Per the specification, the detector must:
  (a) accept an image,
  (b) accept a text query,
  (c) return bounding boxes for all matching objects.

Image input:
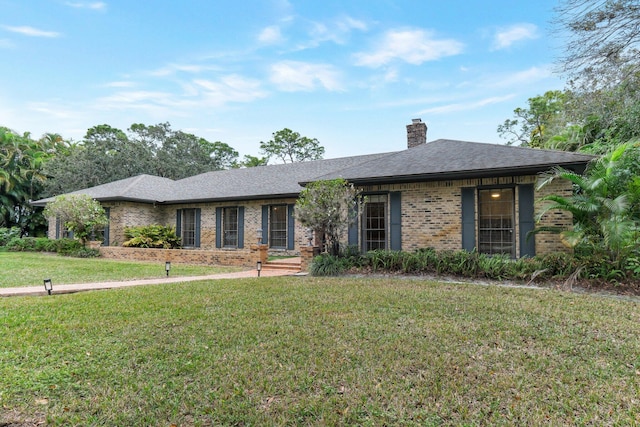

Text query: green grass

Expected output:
[2,276,640,425]
[0,252,241,288]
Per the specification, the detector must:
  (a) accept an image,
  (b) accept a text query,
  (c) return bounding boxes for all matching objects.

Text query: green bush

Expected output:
[6,237,37,252]
[5,237,95,257]
[313,244,634,284]
[123,225,181,249]
[310,254,345,276]
[0,227,21,246]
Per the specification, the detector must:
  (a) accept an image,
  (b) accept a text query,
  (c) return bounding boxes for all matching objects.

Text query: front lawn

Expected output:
[0,252,241,288]
[1,276,639,425]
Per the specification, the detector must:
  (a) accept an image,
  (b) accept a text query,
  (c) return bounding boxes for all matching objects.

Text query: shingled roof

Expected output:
[32,139,595,206]
[310,139,596,184]
[31,174,176,206]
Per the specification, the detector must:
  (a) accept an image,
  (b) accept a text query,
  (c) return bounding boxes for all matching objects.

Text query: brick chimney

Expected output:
[406,118,427,148]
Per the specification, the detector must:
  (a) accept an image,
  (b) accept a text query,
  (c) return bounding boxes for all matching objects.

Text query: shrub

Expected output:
[310,254,345,276]
[56,239,86,256]
[6,237,37,252]
[123,225,181,249]
[0,227,21,246]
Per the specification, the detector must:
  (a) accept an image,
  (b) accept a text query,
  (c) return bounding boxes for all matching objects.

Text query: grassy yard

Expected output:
[0,252,241,288]
[1,276,639,425]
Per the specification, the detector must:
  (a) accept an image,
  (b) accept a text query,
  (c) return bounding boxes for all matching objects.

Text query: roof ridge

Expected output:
[428,138,595,158]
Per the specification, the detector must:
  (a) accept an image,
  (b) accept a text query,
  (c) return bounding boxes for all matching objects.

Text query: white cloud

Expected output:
[149,63,223,77]
[258,25,284,44]
[295,15,367,50]
[354,29,463,67]
[104,81,136,88]
[64,2,107,10]
[2,25,61,38]
[417,94,516,115]
[192,75,268,105]
[488,66,552,88]
[492,23,538,50]
[269,61,343,92]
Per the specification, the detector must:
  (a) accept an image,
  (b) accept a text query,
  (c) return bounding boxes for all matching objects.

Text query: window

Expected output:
[269,205,288,249]
[222,207,238,248]
[363,194,387,251]
[478,188,515,257]
[177,208,200,248]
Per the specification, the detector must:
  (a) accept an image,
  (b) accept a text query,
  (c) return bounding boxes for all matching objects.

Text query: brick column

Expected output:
[300,246,320,272]
[250,244,268,267]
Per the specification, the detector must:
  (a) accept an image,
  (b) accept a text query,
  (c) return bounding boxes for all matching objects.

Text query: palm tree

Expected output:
[536,143,640,261]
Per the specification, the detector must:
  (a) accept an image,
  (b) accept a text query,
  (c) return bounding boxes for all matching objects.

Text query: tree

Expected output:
[44,122,240,195]
[295,178,361,255]
[497,91,567,147]
[260,128,325,163]
[43,194,108,245]
[536,143,640,262]
[0,127,54,235]
[234,154,269,168]
[556,0,640,83]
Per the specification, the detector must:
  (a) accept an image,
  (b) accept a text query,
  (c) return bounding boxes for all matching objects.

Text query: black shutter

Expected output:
[461,188,476,252]
[287,204,295,250]
[390,192,402,251]
[261,205,269,244]
[237,206,245,248]
[519,184,536,257]
[348,200,359,247]
[176,209,182,238]
[215,207,222,248]
[103,208,110,246]
[55,218,60,239]
[194,208,201,248]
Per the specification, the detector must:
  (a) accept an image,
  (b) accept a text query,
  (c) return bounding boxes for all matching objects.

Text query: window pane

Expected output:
[270,205,287,249]
[363,197,386,252]
[478,189,514,256]
[182,209,196,247]
[223,207,238,247]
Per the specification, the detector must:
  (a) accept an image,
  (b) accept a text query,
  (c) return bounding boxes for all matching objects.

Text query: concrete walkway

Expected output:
[0,268,303,297]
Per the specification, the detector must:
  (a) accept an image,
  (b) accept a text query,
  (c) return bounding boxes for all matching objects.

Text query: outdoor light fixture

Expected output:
[256,228,263,244]
[257,261,262,277]
[165,261,171,277]
[491,192,501,199]
[43,279,53,295]
[306,228,314,246]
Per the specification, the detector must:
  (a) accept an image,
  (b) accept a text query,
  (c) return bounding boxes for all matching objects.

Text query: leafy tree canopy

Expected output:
[43,194,108,245]
[43,122,240,195]
[260,128,325,164]
[295,178,360,255]
[0,127,63,235]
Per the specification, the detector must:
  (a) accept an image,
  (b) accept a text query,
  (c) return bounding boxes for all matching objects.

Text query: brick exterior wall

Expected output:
[355,174,573,257]
[95,198,310,255]
[47,174,574,263]
[99,245,267,268]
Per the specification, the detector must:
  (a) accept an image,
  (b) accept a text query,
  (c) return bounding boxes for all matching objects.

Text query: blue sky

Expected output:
[1,0,565,159]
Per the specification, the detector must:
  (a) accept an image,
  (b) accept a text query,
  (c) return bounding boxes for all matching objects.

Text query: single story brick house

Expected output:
[33,119,594,264]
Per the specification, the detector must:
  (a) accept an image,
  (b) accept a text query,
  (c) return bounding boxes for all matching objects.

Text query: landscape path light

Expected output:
[257,261,262,277]
[43,279,53,295]
[165,261,171,277]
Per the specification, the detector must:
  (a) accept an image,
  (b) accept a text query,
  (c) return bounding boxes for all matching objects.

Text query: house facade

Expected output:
[34,119,594,266]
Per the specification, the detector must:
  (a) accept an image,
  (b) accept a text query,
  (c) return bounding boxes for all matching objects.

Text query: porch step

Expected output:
[263,257,302,272]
